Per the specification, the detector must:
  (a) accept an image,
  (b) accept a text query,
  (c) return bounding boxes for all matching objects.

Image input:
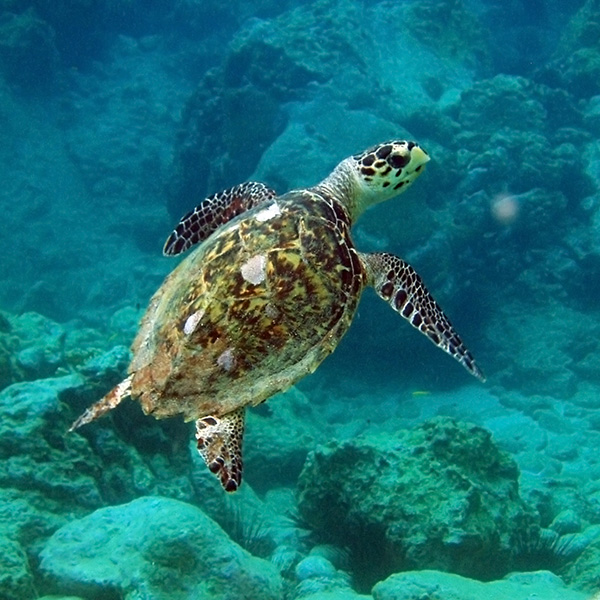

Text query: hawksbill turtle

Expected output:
[71,140,484,492]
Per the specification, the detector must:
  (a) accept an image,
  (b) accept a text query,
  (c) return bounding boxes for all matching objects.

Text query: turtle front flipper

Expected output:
[361,252,485,381]
[163,182,277,256]
[69,376,133,431]
[195,407,245,492]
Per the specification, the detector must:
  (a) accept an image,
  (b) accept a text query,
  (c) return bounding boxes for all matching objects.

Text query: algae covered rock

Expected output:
[0,311,65,391]
[0,376,104,509]
[298,417,539,586]
[167,0,370,218]
[538,0,600,98]
[293,551,360,599]
[38,597,85,600]
[454,75,586,197]
[405,0,489,67]
[39,496,283,600]
[372,569,587,600]
[0,533,37,600]
[0,367,194,524]
[0,310,126,392]
[562,526,600,592]
[0,8,59,91]
[245,386,328,492]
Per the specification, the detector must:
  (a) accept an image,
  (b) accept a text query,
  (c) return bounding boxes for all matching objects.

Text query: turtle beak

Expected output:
[411,145,430,168]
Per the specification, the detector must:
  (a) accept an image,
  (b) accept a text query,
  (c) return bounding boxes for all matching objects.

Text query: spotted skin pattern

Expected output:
[163,182,277,256]
[363,252,485,381]
[355,140,419,191]
[196,408,245,492]
[70,140,484,492]
[69,375,133,432]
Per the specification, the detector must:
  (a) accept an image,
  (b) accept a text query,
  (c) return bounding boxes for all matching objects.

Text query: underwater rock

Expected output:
[296,555,338,581]
[459,74,582,137]
[252,101,405,193]
[0,367,197,524]
[245,387,329,492]
[38,597,85,600]
[0,8,59,92]
[0,310,127,392]
[0,311,66,389]
[294,552,356,598]
[489,301,594,398]
[109,306,145,345]
[77,345,130,389]
[167,0,368,218]
[39,496,283,600]
[0,316,22,391]
[168,0,482,218]
[537,0,600,99]
[298,417,539,587]
[550,510,583,536]
[562,525,600,592]
[404,0,490,68]
[458,75,548,138]
[0,376,104,509]
[372,569,587,600]
[583,96,600,136]
[0,533,37,600]
[186,471,290,561]
[454,75,587,199]
[0,485,72,561]
[298,589,370,600]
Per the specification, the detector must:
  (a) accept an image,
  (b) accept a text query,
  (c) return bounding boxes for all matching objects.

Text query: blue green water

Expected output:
[0,0,599,598]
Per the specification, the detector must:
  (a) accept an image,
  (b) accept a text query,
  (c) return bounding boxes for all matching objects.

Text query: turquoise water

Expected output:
[1,0,599,598]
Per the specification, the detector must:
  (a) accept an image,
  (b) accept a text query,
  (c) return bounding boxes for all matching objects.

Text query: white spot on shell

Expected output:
[183,309,205,335]
[241,254,267,285]
[217,348,236,372]
[255,202,281,222]
[265,303,279,319]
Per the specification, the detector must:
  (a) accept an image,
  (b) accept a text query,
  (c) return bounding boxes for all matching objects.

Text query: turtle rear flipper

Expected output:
[69,376,133,431]
[362,252,485,381]
[195,408,245,493]
[163,182,277,256]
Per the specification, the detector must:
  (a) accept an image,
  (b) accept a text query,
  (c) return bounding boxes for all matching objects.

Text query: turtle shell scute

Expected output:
[128,191,366,422]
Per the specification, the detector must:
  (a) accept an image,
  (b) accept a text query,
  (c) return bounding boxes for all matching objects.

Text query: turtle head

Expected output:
[318,140,430,221]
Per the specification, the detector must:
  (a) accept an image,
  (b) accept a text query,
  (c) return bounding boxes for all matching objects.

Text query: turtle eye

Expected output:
[389,151,411,170]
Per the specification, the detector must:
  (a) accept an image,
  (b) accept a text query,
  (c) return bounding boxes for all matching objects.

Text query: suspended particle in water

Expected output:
[491,193,519,225]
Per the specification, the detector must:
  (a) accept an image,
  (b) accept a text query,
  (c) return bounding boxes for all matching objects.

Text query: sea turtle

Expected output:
[71,140,484,492]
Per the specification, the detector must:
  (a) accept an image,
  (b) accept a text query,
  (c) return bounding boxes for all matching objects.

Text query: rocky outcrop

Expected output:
[298,418,540,588]
[39,496,284,600]
[372,570,587,600]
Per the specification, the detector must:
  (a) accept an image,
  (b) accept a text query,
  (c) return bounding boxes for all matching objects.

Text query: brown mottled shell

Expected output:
[129,190,365,421]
